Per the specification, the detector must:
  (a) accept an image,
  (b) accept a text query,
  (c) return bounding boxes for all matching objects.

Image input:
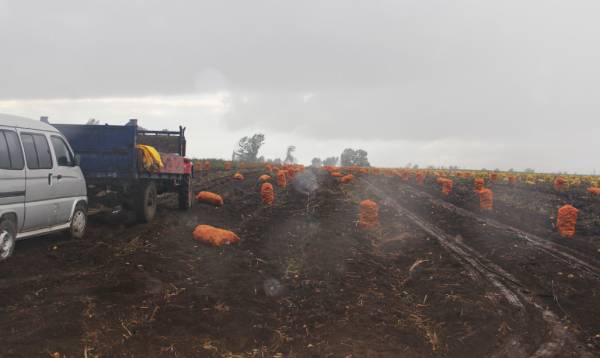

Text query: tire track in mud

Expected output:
[339,179,550,356]
[380,177,600,349]
[396,181,600,281]
[357,179,524,308]
[359,177,592,357]
[275,173,526,356]
[342,181,523,306]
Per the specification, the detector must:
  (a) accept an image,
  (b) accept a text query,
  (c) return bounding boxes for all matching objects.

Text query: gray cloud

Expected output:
[1,0,599,172]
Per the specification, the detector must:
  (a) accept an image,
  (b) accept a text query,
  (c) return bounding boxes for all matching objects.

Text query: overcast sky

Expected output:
[1,0,599,173]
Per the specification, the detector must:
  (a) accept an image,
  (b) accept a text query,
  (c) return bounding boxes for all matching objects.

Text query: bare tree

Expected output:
[284,145,296,164]
[340,148,370,167]
[233,133,265,162]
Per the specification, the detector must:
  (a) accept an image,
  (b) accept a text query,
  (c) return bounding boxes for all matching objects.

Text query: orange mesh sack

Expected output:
[196,191,224,206]
[478,188,493,210]
[401,171,410,181]
[443,180,453,196]
[438,178,453,196]
[261,182,275,205]
[233,172,244,180]
[587,187,600,196]
[474,178,485,192]
[554,177,567,191]
[277,170,287,188]
[340,174,354,184]
[287,169,296,181]
[359,200,379,229]
[416,172,425,185]
[557,205,578,238]
[258,174,271,182]
[193,225,240,246]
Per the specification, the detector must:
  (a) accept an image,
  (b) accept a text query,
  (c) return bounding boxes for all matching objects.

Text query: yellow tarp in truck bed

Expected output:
[136,144,164,172]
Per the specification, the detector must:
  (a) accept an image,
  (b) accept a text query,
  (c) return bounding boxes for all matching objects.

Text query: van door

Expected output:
[19,131,58,230]
[49,135,85,224]
[0,129,26,231]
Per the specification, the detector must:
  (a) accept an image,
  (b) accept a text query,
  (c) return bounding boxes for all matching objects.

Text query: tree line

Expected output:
[233,133,370,167]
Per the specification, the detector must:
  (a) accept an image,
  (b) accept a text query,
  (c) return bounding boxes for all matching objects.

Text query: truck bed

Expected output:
[53,124,189,180]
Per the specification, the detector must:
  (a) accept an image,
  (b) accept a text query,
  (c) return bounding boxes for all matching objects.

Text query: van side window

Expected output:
[0,132,9,169]
[33,135,53,169]
[50,136,74,166]
[4,131,25,170]
[21,133,53,170]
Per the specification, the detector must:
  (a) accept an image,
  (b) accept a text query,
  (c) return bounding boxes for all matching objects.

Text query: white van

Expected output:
[0,114,87,261]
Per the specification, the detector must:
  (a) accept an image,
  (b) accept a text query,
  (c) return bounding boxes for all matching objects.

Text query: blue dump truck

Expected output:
[52,119,194,222]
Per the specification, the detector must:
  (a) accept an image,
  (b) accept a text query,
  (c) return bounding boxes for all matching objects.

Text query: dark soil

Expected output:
[368,175,600,352]
[409,176,600,257]
[0,170,594,357]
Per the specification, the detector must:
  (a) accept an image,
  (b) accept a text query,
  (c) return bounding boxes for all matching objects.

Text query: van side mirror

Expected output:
[74,154,81,167]
[58,157,69,166]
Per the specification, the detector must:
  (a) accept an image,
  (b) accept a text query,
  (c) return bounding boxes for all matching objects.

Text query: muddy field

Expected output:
[1,170,599,357]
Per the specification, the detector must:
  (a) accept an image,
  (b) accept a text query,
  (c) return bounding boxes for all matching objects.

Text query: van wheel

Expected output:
[178,174,193,210]
[69,202,87,239]
[136,181,157,223]
[0,218,16,261]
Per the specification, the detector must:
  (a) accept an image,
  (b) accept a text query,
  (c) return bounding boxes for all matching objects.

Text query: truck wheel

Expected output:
[136,181,157,223]
[69,202,87,239]
[179,174,193,210]
[0,218,17,261]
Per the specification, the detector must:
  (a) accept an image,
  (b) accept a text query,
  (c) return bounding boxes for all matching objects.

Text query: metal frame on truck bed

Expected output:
[53,121,194,222]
